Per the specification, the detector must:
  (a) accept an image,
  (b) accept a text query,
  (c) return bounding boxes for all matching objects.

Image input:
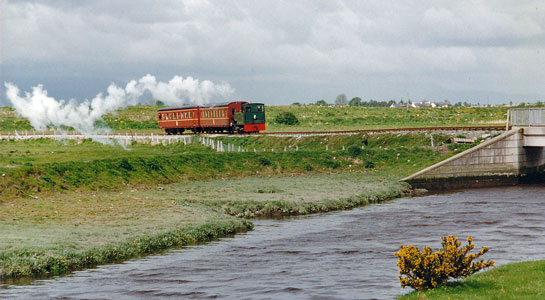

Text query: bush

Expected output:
[274,112,299,125]
[364,161,375,168]
[395,235,494,290]
[347,145,362,157]
[258,157,271,166]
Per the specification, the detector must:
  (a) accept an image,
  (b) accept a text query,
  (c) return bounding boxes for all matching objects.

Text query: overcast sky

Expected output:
[1,0,544,105]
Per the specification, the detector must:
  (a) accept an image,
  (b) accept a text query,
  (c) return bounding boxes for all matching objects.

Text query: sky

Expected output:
[1,0,544,106]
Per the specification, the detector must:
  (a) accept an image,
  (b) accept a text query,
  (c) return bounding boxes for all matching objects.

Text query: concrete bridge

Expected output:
[403,108,545,189]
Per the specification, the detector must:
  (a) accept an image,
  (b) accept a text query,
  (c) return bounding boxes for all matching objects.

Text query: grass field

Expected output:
[398,260,545,300]
[1,105,510,134]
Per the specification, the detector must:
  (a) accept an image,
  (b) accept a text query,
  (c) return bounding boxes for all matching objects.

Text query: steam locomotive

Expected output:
[158,101,265,134]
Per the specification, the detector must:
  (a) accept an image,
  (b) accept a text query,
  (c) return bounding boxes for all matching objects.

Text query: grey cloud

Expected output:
[1,0,544,105]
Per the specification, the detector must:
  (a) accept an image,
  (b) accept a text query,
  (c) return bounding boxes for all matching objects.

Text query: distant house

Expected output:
[433,101,451,108]
[411,100,433,108]
[390,100,451,108]
[390,103,409,108]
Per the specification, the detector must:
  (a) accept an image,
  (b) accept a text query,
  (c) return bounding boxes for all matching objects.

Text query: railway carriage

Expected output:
[157,101,265,134]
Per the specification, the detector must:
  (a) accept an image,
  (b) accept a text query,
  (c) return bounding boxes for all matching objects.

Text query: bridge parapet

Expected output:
[509,108,545,127]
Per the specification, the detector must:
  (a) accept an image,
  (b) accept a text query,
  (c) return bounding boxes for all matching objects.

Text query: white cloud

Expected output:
[2,0,545,104]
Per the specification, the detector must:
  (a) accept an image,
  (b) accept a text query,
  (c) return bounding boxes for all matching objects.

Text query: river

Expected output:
[2,185,545,299]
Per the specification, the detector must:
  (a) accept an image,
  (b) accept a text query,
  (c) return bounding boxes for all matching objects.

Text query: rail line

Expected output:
[243,125,509,136]
[0,125,509,139]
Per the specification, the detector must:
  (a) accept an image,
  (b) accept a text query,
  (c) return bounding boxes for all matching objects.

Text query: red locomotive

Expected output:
[158,101,266,134]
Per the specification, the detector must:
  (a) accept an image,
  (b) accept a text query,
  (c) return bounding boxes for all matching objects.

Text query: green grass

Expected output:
[265,105,509,132]
[1,105,510,134]
[398,260,545,300]
[0,133,446,198]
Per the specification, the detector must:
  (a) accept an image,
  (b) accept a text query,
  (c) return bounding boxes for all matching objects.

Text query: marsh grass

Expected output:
[1,172,407,280]
[0,219,252,280]
[155,172,409,217]
[398,260,545,300]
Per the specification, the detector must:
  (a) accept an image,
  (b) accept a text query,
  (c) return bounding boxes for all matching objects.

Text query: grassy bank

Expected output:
[398,260,545,299]
[1,219,252,281]
[1,172,408,281]
[0,133,446,198]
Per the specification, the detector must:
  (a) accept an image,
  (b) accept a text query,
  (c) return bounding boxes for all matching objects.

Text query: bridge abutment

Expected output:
[402,127,545,190]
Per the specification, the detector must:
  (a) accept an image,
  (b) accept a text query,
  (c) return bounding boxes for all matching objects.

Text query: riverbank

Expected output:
[0,172,409,281]
[399,260,545,299]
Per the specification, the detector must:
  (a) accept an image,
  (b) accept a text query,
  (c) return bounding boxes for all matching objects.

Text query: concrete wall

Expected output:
[403,128,545,189]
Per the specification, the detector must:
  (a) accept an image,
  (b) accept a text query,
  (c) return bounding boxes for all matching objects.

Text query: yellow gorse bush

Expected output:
[394,235,495,290]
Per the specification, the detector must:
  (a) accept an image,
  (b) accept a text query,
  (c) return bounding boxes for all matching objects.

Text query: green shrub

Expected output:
[258,157,271,166]
[274,112,299,125]
[395,235,495,290]
[347,145,362,157]
[118,158,135,171]
[365,161,375,168]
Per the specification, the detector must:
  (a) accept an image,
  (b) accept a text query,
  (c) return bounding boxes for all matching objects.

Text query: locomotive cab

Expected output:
[241,103,266,132]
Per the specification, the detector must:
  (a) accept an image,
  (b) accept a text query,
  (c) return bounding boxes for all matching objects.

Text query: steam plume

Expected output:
[4,74,234,134]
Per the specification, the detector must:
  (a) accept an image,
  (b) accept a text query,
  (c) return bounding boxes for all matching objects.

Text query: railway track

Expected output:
[245,125,509,136]
[1,125,509,139]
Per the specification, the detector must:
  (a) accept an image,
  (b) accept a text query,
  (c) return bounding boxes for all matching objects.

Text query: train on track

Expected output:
[158,101,265,134]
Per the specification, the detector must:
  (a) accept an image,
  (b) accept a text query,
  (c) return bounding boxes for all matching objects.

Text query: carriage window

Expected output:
[257,106,263,112]
[246,107,251,112]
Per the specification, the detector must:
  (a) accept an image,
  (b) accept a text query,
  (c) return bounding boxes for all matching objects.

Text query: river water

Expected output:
[2,185,545,299]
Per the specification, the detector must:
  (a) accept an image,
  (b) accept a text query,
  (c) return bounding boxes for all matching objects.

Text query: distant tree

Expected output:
[291,102,302,106]
[275,112,299,125]
[316,99,328,106]
[156,100,165,106]
[349,97,362,106]
[335,94,348,106]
